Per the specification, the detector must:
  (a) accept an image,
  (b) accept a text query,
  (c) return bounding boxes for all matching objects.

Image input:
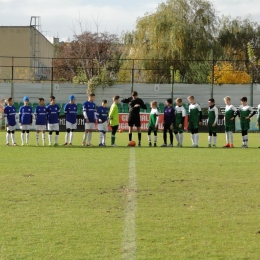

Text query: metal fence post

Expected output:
[250,69,254,106]
[51,58,54,96]
[171,67,174,101]
[211,50,214,98]
[11,57,14,99]
[131,59,134,94]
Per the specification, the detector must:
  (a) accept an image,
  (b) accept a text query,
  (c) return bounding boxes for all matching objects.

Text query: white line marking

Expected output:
[122,148,137,260]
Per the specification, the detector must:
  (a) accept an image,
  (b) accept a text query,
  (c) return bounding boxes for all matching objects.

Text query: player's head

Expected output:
[38,97,44,106]
[23,96,29,106]
[166,98,172,107]
[208,98,215,106]
[175,98,182,106]
[132,91,138,99]
[240,97,247,105]
[113,95,120,104]
[187,96,194,104]
[150,101,157,109]
[7,97,13,105]
[223,96,231,105]
[69,95,76,104]
[102,99,107,107]
[88,93,95,102]
[50,95,56,105]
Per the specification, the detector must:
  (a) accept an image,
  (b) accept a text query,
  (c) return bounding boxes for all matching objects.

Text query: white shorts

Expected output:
[85,123,96,130]
[7,125,16,131]
[48,123,59,131]
[36,125,46,131]
[98,122,108,132]
[66,121,77,130]
[20,124,31,131]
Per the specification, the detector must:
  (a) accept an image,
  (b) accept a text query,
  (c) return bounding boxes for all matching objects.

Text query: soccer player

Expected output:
[174,98,186,147]
[257,101,260,148]
[147,101,159,147]
[109,96,120,147]
[4,97,17,146]
[46,96,60,146]
[97,100,109,146]
[207,98,218,147]
[19,96,33,146]
[82,93,97,146]
[161,98,175,147]
[121,91,147,146]
[187,96,202,147]
[223,96,238,148]
[34,97,47,146]
[63,95,77,146]
[238,97,256,148]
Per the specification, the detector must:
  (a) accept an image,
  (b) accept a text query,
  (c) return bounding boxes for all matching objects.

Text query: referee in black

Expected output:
[121,91,147,146]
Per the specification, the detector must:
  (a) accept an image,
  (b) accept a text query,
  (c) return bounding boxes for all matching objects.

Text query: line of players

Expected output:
[3,92,260,148]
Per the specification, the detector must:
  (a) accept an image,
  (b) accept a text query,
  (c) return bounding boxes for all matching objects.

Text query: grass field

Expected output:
[0,130,260,260]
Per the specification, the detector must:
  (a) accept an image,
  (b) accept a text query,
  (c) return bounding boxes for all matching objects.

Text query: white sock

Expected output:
[55,135,59,144]
[191,134,194,145]
[208,136,212,144]
[88,132,92,143]
[195,133,199,145]
[48,134,52,144]
[6,133,10,144]
[229,132,233,144]
[242,136,245,145]
[26,133,29,144]
[179,133,183,144]
[83,132,88,142]
[99,132,103,144]
[70,132,74,143]
[175,133,180,143]
[245,135,248,146]
[154,135,157,143]
[36,132,39,144]
[65,132,69,143]
[11,133,15,144]
[213,136,217,145]
[225,132,229,143]
[42,133,45,144]
[148,135,151,142]
[21,133,24,144]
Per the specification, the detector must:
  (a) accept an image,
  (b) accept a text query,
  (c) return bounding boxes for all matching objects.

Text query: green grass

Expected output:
[0,131,260,259]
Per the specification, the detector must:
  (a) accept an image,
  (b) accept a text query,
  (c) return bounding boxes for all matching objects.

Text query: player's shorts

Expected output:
[6,125,16,131]
[98,122,108,132]
[35,125,46,131]
[225,123,235,132]
[66,121,77,130]
[148,126,158,132]
[174,123,184,134]
[258,119,260,131]
[241,122,250,131]
[85,123,96,130]
[128,114,141,127]
[189,122,199,130]
[20,124,31,131]
[48,123,59,131]
[208,124,217,133]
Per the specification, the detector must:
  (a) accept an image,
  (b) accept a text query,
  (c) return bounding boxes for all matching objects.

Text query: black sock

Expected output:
[129,133,132,141]
[138,133,141,143]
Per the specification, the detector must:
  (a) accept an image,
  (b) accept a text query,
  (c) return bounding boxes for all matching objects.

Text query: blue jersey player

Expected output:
[97,100,109,146]
[46,96,60,146]
[34,97,47,146]
[82,93,97,146]
[19,96,33,146]
[4,97,18,146]
[63,95,77,146]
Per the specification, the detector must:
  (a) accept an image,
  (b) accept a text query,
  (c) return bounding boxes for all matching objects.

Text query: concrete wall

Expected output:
[1,83,260,107]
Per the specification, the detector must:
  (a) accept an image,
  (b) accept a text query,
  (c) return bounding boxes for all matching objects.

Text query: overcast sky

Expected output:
[1,0,260,42]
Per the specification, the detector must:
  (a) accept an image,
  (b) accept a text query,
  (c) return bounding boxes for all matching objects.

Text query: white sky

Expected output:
[0,0,260,42]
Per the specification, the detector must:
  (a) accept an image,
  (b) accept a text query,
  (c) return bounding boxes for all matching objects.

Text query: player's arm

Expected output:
[170,107,175,129]
[4,108,9,126]
[247,107,256,119]
[109,104,116,120]
[64,104,68,115]
[213,106,218,125]
[96,107,102,122]
[57,105,61,117]
[139,99,147,109]
[180,107,186,126]
[83,104,89,122]
[121,97,131,104]
[197,104,202,123]
[233,106,239,118]
[19,107,22,125]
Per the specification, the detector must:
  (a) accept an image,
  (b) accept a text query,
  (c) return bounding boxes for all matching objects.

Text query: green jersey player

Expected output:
[257,102,260,148]
[187,96,202,147]
[147,101,159,147]
[207,98,218,147]
[174,98,186,147]
[223,96,238,148]
[238,97,256,148]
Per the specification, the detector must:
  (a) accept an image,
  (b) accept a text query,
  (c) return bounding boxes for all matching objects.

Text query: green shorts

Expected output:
[240,122,250,131]
[189,122,198,130]
[225,123,235,132]
[148,126,158,132]
[174,124,184,134]
[208,124,217,133]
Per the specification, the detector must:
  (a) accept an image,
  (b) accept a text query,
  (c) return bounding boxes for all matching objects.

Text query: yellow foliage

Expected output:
[208,62,251,84]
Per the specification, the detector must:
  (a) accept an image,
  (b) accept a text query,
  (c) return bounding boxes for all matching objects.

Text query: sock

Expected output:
[191,134,194,145]
[83,132,88,142]
[48,134,52,144]
[65,132,69,143]
[242,136,245,145]
[88,132,92,143]
[6,133,10,144]
[208,136,212,144]
[175,133,180,144]
[195,133,199,145]
[70,132,74,143]
[225,132,229,143]
[154,135,157,143]
[229,132,233,144]
[99,132,103,144]
[21,133,24,144]
[103,133,106,144]
[26,133,29,144]
[148,135,151,142]
[42,133,45,144]
[111,135,115,145]
[138,133,141,143]
[179,133,183,144]
[11,133,15,144]
[213,136,217,145]
[245,135,248,146]
[129,133,132,141]
[36,133,39,144]
[55,135,59,144]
